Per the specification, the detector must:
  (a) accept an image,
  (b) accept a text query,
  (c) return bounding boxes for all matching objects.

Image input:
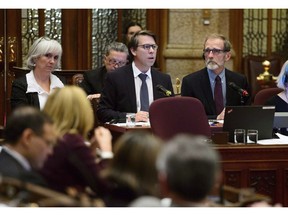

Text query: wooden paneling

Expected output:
[217,144,288,206]
[61,9,90,70]
[0,9,22,126]
[229,9,244,73]
[146,9,168,72]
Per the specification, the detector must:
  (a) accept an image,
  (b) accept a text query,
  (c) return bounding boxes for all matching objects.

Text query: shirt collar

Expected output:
[207,68,225,82]
[26,70,64,93]
[132,62,152,78]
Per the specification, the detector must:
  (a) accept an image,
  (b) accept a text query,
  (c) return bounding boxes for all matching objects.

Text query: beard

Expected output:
[206,60,220,70]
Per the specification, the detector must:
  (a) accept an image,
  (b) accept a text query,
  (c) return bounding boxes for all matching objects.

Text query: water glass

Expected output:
[126,113,136,127]
[234,129,245,144]
[246,129,258,144]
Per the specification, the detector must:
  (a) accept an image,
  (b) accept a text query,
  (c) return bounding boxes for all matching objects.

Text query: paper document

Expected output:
[112,122,151,127]
[208,120,224,126]
[257,133,288,145]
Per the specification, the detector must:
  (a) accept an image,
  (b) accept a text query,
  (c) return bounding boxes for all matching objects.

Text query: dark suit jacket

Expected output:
[79,66,107,95]
[97,64,174,123]
[0,148,47,186]
[10,73,66,110]
[181,68,251,119]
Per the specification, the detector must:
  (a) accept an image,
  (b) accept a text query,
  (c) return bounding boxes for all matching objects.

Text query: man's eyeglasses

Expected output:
[203,48,227,55]
[138,44,158,51]
[107,58,127,67]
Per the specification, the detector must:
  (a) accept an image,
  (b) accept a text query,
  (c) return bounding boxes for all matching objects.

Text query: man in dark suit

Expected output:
[0,106,57,186]
[181,33,251,119]
[97,30,174,123]
[79,42,129,100]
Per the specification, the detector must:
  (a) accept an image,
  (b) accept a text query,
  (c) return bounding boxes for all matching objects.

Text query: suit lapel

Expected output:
[151,69,159,99]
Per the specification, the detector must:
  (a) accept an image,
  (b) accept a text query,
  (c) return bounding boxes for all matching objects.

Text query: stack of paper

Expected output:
[258,133,288,145]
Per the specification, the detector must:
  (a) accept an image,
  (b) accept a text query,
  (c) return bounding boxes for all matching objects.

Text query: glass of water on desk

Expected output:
[246,129,258,144]
[126,113,136,127]
[234,129,245,144]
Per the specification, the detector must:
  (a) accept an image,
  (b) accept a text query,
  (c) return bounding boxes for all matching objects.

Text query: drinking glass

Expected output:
[234,129,245,144]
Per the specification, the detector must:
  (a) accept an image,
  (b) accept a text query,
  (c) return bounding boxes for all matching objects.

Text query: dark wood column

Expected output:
[61,9,91,70]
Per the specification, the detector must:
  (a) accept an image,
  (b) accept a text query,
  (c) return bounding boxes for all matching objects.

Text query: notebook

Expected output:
[223,106,276,142]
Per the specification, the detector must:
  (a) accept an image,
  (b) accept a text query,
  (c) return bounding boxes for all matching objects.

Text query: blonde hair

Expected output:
[43,86,94,139]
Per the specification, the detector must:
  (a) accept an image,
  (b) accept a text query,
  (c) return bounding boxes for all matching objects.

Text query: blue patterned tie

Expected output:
[214,76,224,115]
[139,73,149,111]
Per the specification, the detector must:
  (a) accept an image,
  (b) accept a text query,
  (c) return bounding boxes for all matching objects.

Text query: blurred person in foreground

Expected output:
[39,86,112,196]
[131,134,281,207]
[156,134,222,207]
[11,36,65,110]
[100,130,162,206]
[0,106,57,186]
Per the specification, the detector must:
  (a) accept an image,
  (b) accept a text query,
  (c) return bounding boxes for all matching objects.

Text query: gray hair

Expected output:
[204,33,232,52]
[26,36,62,70]
[156,134,220,202]
[105,42,129,56]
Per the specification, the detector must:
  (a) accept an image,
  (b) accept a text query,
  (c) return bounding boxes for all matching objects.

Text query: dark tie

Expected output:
[214,76,224,115]
[139,73,149,111]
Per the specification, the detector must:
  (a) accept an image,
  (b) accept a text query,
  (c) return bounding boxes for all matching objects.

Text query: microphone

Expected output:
[228,82,249,97]
[156,84,172,97]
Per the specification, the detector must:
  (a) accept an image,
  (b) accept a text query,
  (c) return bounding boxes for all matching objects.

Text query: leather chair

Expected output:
[149,96,211,141]
[71,73,84,86]
[253,87,282,105]
[243,55,282,97]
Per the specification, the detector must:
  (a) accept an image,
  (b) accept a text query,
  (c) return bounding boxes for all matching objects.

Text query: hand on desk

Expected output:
[217,108,225,120]
[87,93,101,100]
[135,111,149,122]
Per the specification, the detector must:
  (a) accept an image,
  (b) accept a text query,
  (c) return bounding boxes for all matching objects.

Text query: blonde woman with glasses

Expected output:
[11,36,66,110]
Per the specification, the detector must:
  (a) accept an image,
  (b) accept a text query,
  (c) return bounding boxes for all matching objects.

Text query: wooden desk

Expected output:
[105,124,288,206]
[104,123,151,143]
[216,144,288,206]
[105,123,223,142]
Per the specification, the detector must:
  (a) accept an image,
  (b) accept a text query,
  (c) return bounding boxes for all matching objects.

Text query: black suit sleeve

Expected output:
[96,73,127,123]
[10,78,28,110]
[79,71,94,95]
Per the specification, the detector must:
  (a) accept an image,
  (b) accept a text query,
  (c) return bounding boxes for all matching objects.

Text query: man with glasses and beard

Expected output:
[181,33,251,120]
